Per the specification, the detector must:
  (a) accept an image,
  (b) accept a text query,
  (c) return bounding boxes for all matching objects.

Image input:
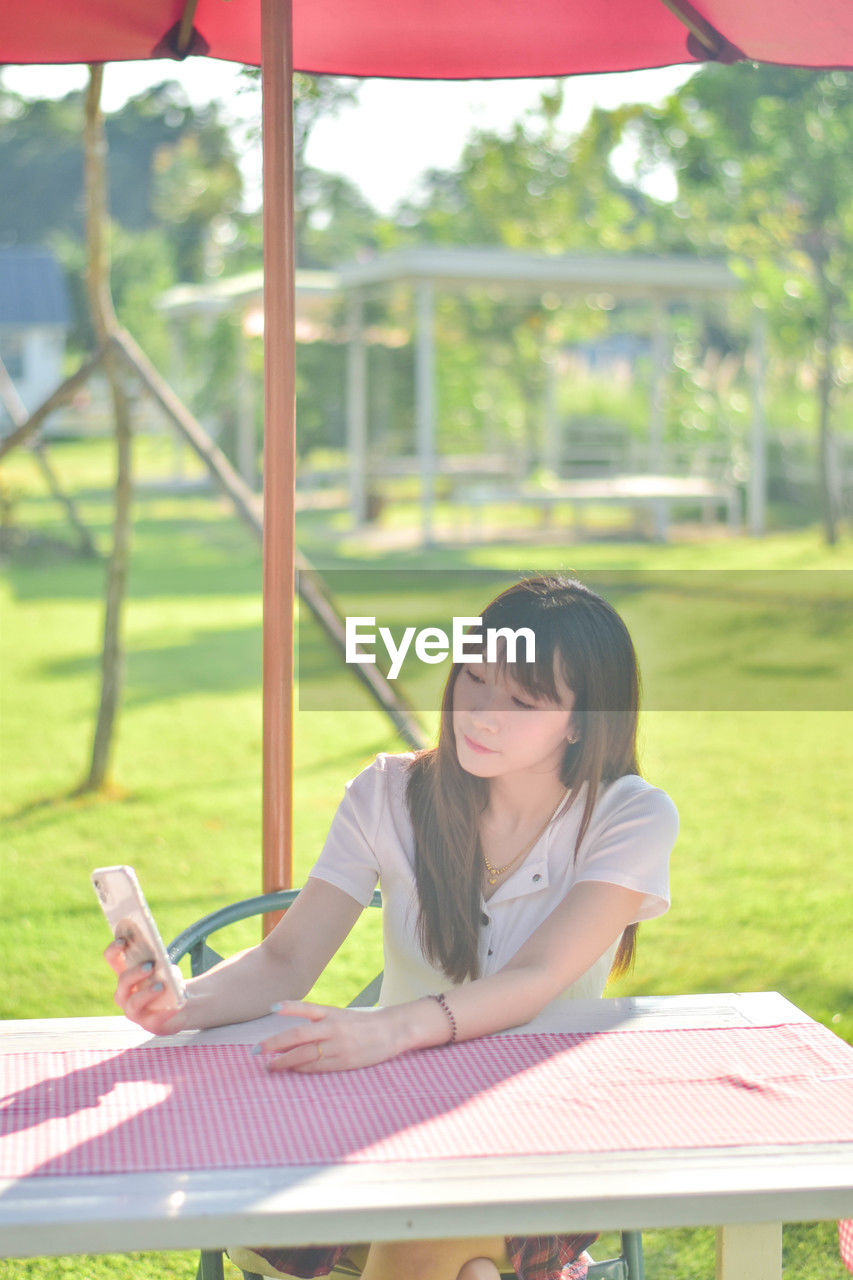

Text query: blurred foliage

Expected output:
[0,80,241,256]
[0,67,849,504]
[236,70,381,266]
[0,77,242,375]
[630,65,852,536]
[396,93,653,254]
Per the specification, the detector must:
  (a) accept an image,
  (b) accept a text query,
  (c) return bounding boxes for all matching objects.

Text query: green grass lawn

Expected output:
[1,434,851,1279]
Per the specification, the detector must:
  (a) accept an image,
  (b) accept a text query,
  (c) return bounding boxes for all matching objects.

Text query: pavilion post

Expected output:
[648,297,668,473]
[541,348,559,475]
[236,320,257,490]
[347,290,368,527]
[415,279,436,547]
[261,0,296,915]
[648,297,669,541]
[748,307,767,537]
[168,320,188,480]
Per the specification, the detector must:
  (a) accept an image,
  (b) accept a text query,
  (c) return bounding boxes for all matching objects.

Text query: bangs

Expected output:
[463,599,576,706]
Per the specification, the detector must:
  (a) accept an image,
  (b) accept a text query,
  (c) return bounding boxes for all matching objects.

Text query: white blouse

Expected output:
[309,752,679,1029]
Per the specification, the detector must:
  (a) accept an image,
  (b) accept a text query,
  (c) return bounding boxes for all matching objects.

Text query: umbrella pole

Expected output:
[261,0,295,919]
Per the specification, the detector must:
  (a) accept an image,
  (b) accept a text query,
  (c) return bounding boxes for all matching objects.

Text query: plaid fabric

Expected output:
[507,1233,598,1280]
[5,1024,853,1179]
[252,1232,597,1279]
[248,1246,348,1278]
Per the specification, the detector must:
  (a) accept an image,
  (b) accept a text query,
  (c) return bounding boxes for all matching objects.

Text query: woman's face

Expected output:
[451,657,576,781]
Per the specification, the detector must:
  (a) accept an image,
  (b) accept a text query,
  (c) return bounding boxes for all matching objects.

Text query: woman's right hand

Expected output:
[105,940,190,1036]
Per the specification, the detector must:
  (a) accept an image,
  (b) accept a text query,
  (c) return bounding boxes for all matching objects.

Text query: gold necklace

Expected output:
[481,790,569,886]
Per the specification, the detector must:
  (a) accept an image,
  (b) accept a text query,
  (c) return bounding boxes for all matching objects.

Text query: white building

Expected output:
[0,248,71,430]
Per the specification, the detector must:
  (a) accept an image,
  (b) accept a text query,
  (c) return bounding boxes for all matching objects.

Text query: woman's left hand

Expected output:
[254,1000,406,1073]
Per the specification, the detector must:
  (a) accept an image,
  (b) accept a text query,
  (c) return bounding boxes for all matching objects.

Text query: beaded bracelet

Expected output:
[429,991,458,1044]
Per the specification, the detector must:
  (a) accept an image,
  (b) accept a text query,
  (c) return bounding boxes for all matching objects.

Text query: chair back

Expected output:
[169,888,642,1280]
[168,888,384,1005]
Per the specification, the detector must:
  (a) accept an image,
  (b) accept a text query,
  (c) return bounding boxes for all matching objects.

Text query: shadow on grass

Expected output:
[2,781,139,824]
[296,569,852,712]
[2,768,256,827]
[38,625,262,705]
[12,535,853,713]
[5,511,262,603]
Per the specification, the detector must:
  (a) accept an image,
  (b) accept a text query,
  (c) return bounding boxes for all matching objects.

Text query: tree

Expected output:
[237,70,365,266]
[0,77,244,363]
[77,65,134,795]
[633,65,852,542]
[0,78,241,254]
[397,84,651,254]
[147,100,242,279]
[0,86,87,243]
[387,86,662,464]
[297,168,382,266]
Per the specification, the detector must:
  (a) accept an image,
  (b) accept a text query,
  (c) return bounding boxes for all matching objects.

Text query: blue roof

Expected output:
[0,249,71,327]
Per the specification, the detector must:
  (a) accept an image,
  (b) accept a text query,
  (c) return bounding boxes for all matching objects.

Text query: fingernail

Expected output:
[141,961,154,973]
[270,1002,283,1013]
[151,982,164,992]
[251,1044,264,1056]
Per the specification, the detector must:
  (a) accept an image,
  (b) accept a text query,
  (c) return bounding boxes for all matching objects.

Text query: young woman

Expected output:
[107,573,679,1280]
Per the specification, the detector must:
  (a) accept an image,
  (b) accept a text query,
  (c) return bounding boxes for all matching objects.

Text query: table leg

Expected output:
[715,1222,782,1280]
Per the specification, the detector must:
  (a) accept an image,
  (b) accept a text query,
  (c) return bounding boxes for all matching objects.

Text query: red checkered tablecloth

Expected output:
[840,1219,853,1274]
[2,1022,852,1180]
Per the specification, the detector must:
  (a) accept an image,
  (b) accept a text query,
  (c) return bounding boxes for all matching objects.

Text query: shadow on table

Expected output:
[0,1024,594,1186]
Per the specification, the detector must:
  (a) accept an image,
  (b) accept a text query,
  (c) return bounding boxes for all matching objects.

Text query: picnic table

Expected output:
[463,473,740,542]
[1,993,851,1278]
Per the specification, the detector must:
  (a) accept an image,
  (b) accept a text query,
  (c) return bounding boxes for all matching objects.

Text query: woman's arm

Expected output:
[407,879,644,1042]
[258,879,644,1072]
[106,878,364,1035]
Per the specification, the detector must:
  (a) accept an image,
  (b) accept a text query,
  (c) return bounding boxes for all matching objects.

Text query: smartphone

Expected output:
[91,864,187,1011]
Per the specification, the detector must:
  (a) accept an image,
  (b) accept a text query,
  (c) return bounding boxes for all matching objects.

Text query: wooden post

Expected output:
[261,0,296,911]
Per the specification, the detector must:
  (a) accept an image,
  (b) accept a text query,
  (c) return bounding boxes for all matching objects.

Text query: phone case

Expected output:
[92,864,187,1009]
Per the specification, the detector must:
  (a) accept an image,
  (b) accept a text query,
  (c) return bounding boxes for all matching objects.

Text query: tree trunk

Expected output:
[77,65,134,794]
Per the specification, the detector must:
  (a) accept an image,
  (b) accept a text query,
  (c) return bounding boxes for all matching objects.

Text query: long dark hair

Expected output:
[406,574,642,985]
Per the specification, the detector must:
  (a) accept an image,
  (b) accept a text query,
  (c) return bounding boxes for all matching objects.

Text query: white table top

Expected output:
[1,992,851,1259]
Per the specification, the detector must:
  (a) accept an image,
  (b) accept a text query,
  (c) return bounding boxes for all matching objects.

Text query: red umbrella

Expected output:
[3,0,852,898]
[4,0,853,70]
